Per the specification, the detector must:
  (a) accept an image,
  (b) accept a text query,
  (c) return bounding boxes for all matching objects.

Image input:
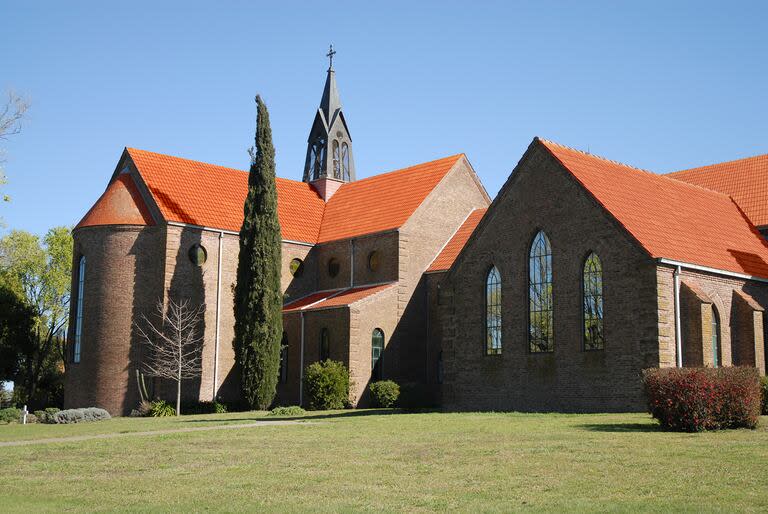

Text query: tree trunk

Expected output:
[176,379,181,416]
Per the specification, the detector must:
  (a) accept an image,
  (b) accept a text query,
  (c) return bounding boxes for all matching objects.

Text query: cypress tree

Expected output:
[233,95,283,409]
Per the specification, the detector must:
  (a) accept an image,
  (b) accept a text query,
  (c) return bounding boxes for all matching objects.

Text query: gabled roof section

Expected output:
[538,138,768,279]
[318,154,463,243]
[76,173,154,229]
[667,154,768,227]
[427,208,487,272]
[126,148,325,243]
[283,283,395,312]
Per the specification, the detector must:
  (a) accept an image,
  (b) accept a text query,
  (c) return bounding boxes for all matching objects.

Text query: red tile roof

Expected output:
[127,148,325,243]
[667,154,768,227]
[539,139,768,279]
[76,173,154,229]
[318,155,462,242]
[124,149,460,244]
[283,283,395,312]
[427,208,487,272]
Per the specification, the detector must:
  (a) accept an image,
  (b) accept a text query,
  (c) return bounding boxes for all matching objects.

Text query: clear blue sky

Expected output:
[2,1,766,236]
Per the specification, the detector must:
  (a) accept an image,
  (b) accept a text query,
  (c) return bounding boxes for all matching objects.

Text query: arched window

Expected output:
[320,328,330,361]
[332,140,341,179]
[341,143,350,180]
[529,231,553,352]
[583,252,604,350]
[74,256,86,363]
[712,307,721,367]
[485,266,502,355]
[371,328,384,380]
[280,333,288,384]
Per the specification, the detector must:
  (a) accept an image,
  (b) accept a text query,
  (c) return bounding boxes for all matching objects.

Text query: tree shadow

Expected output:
[181,408,432,423]
[578,422,661,433]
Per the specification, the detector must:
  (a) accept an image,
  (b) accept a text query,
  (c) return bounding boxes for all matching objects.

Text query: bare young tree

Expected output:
[134,299,205,415]
[0,91,30,203]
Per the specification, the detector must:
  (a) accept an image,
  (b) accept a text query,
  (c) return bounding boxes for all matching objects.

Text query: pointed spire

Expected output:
[303,46,356,185]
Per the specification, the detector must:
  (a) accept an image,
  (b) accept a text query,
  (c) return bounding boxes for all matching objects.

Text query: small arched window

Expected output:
[332,140,341,179]
[583,252,604,350]
[712,306,721,367]
[485,266,502,355]
[320,328,330,361]
[371,328,384,380]
[280,333,288,383]
[341,143,350,180]
[289,258,304,277]
[529,231,553,352]
[74,256,86,363]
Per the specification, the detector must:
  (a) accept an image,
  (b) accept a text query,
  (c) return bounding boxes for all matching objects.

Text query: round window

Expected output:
[368,251,380,272]
[188,244,207,266]
[289,258,304,277]
[328,258,340,278]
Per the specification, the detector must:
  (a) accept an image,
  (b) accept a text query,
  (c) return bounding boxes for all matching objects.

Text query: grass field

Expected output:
[1,410,768,512]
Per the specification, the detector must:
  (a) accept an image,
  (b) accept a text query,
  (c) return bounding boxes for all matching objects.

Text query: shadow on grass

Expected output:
[181,408,433,424]
[578,422,661,433]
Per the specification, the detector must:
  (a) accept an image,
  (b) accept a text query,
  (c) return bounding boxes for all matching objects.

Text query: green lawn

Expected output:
[1,411,767,512]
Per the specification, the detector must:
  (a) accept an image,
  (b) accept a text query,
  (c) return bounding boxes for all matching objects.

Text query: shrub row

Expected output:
[269,405,306,416]
[51,408,111,424]
[0,407,21,424]
[642,367,761,432]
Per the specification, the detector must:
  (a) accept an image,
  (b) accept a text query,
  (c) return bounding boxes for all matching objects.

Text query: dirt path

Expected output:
[0,420,309,448]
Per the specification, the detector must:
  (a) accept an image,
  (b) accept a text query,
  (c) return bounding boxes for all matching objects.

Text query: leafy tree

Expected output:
[233,95,283,410]
[0,227,71,407]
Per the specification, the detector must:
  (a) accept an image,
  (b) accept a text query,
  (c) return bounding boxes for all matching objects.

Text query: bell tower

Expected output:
[302,45,356,193]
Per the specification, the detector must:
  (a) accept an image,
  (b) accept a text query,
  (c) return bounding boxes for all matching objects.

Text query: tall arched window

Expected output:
[341,143,350,180]
[583,252,604,350]
[529,231,553,352]
[712,307,721,367]
[332,140,341,178]
[74,256,86,363]
[485,266,502,355]
[320,328,330,361]
[371,328,384,380]
[280,333,288,383]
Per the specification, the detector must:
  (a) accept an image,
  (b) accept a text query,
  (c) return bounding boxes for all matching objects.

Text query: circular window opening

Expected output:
[328,258,340,278]
[188,244,207,266]
[289,258,304,277]
[368,251,380,272]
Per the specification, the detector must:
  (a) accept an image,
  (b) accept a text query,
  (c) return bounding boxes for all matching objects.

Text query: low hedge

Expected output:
[370,380,400,408]
[52,408,111,424]
[642,367,761,432]
[0,407,21,424]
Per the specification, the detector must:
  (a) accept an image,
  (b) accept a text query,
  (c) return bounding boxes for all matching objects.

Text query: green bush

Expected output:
[642,367,761,432]
[52,408,111,424]
[33,407,61,424]
[304,360,350,410]
[370,380,400,408]
[761,376,768,415]
[269,405,306,416]
[0,407,21,424]
[149,400,176,417]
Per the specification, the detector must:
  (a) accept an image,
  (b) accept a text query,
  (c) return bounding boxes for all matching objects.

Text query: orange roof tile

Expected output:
[539,139,768,279]
[127,148,325,243]
[317,155,462,243]
[667,154,768,227]
[427,208,487,272]
[122,148,460,245]
[76,173,154,229]
[283,283,395,312]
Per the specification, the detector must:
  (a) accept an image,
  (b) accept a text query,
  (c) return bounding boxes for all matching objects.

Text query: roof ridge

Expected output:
[127,147,309,186]
[668,152,768,176]
[339,153,464,188]
[538,137,734,201]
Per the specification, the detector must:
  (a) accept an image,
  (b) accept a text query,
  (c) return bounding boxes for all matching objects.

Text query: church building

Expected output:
[64,61,490,414]
[65,58,768,415]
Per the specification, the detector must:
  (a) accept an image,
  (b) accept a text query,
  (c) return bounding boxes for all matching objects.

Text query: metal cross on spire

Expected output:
[326,44,336,71]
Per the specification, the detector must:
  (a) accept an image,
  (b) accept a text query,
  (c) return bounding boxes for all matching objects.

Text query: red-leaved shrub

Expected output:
[641,367,761,432]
